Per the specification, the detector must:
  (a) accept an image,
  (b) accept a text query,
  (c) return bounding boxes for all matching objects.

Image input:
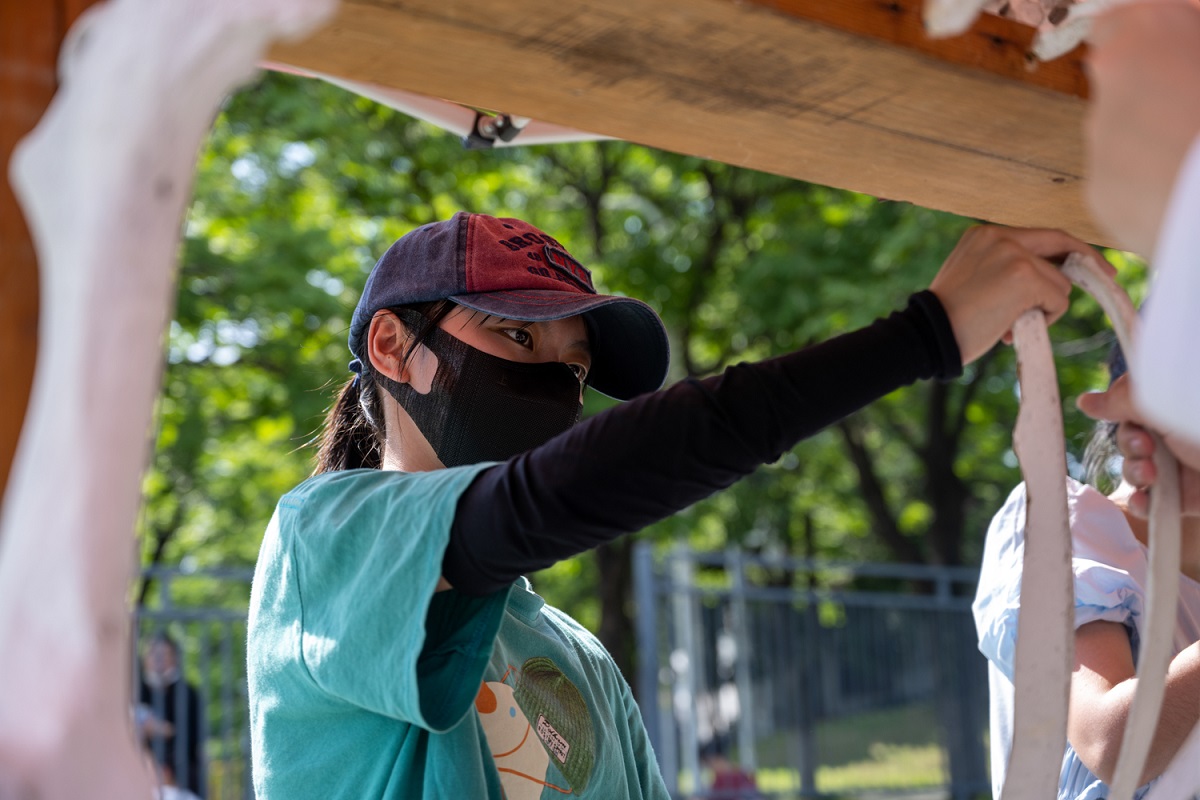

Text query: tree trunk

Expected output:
[595,537,636,683]
[837,419,925,564]
[922,382,988,795]
[924,380,967,567]
[840,384,989,796]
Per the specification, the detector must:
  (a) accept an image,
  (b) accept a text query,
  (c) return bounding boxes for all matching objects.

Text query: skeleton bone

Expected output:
[1006,253,1186,800]
[1144,720,1200,800]
[1004,307,1075,800]
[923,0,1142,61]
[1030,0,1131,60]
[0,0,336,796]
[1059,254,1185,800]
[923,0,993,37]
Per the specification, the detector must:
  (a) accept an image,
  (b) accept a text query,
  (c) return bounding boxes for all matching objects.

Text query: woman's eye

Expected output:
[504,328,533,347]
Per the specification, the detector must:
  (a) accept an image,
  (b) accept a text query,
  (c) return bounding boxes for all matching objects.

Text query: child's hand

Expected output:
[928,226,1111,365]
[1078,374,1200,517]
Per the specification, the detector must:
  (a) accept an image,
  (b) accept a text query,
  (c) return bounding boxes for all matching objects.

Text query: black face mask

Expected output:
[377,316,583,467]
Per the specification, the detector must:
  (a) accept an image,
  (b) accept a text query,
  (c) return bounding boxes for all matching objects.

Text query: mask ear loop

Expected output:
[580,312,598,391]
[389,307,438,378]
[371,309,448,467]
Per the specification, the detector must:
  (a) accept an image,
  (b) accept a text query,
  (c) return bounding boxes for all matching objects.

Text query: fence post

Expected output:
[671,544,702,796]
[632,543,662,760]
[727,547,757,774]
[796,520,820,797]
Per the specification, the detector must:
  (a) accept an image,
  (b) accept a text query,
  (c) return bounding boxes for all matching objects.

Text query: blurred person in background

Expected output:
[139,633,204,798]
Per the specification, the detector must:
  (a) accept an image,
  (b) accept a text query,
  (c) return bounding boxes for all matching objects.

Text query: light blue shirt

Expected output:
[973,478,1200,800]
[247,468,669,799]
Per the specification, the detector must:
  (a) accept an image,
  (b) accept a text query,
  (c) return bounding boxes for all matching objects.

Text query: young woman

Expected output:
[248,212,1093,799]
[974,346,1200,800]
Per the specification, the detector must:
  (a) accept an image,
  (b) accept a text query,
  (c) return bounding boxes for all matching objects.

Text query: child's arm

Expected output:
[1068,620,1200,785]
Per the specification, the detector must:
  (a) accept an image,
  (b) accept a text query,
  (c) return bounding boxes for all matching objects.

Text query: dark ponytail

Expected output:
[313,299,458,475]
[314,373,384,474]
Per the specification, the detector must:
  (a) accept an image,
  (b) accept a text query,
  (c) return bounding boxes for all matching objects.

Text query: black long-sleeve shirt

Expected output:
[444,291,961,595]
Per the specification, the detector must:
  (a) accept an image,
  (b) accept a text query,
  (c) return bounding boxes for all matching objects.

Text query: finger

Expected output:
[1034,253,1076,297]
[1089,251,1118,278]
[1000,228,1114,266]
[1018,254,1073,327]
[1037,289,1073,330]
[1075,376,1142,423]
[1116,422,1155,458]
[1075,391,1107,420]
[1127,487,1151,519]
[1124,454,1158,486]
[1036,267,1074,326]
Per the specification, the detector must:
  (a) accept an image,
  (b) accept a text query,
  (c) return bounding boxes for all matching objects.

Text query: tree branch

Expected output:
[872,403,922,454]
[949,346,1001,446]
[137,482,189,606]
[680,167,760,377]
[837,419,925,564]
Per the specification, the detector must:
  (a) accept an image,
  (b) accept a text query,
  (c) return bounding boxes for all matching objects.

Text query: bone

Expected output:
[1060,253,1184,800]
[923,0,1144,62]
[924,0,993,37]
[1030,0,1110,60]
[1003,255,1190,800]
[1003,253,1184,800]
[1004,308,1076,800]
[0,0,336,796]
[1059,253,1138,347]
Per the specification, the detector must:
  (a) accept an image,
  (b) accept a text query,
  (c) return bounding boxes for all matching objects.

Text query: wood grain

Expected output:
[269,0,1103,243]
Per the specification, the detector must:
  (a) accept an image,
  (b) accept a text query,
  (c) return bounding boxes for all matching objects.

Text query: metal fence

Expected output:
[134,567,254,800]
[135,551,990,800]
[633,545,991,800]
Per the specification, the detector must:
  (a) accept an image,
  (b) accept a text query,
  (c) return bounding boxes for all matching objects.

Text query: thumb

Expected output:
[1075,390,1115,421]
[1076,375,1141,424]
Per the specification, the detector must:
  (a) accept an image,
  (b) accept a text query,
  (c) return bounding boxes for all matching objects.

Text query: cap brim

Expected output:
[451,289,671,401]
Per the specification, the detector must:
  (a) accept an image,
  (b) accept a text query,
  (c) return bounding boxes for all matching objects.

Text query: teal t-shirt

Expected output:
[248,468,669,799]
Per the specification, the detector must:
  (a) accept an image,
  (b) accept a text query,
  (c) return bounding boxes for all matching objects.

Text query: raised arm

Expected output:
[446,226,1101,595]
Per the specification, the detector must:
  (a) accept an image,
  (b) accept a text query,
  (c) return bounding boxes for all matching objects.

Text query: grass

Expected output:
[691,704,957,799]
[205,754,249,800]
[814,742,945,793]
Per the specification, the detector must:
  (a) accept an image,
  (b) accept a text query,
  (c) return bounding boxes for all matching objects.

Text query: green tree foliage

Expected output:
[145,72,1147,677]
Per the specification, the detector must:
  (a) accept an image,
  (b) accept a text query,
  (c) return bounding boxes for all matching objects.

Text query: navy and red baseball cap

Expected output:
[349,212,670,400]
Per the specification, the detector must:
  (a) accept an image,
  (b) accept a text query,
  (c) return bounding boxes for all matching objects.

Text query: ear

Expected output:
[366,310,411,383]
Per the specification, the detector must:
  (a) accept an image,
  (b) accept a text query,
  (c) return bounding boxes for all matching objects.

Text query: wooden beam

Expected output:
[269,0,1104,244]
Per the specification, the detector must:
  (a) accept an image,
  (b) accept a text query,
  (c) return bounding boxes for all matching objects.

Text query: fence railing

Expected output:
[633,544,990,800]
[137,551,990,800]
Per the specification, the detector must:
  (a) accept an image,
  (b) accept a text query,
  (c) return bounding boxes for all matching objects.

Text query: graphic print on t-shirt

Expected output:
[476,658,596,797]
